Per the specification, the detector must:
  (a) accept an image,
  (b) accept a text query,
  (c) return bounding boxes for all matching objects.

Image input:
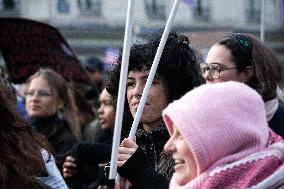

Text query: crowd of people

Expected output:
[1,30,284,189]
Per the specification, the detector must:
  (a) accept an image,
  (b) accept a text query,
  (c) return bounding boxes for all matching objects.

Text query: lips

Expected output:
[174,159,185,164]
[131,101,149,108]
[99,117,105,125]
[132,101,140,107]
[174,159,185,170]
[30,105,41,110]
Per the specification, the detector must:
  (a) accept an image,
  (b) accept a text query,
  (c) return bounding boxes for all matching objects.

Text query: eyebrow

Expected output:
[29,89,52,92]
[101,99,112,103]
[209,63,226,68]
[209,62,223,66]
[127,75,149,80]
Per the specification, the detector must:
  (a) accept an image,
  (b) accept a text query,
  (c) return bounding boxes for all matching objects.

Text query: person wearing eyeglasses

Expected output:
[201,33,284,138]
[24,68,80,188]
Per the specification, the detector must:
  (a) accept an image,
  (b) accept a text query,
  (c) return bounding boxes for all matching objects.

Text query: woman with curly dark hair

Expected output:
[0,69,51,189]
[106,31,204,189]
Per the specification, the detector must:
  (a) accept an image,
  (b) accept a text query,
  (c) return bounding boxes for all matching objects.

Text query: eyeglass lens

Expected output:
[200,63,221,79]
[25,90,51,97]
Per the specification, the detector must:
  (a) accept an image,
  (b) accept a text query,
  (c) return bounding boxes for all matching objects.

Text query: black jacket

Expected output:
[118,123,174,189]
[269,101,284,138]
[67,127,113,189]
[28,114,78,168]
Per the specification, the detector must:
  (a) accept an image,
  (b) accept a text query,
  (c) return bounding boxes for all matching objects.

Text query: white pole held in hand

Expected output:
[109,0,135,180]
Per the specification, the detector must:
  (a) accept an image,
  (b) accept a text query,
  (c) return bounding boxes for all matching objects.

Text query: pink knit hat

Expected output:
[162,81,269,175]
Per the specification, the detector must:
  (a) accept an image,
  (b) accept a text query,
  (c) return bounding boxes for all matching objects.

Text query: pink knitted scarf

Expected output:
[170,131,284,189]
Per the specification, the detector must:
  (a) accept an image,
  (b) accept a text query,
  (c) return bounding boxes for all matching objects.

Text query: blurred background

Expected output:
[0,0,283,67]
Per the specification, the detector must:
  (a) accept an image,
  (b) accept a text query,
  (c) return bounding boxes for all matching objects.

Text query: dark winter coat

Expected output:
[28,114,78,168]
[118,123,174,189]
[269,100,284,138]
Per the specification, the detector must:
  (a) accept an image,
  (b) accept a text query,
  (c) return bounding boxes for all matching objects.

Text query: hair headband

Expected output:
[232,33,252,51]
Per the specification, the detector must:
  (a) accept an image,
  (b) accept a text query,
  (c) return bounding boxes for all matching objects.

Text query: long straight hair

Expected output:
[24,68,81,139]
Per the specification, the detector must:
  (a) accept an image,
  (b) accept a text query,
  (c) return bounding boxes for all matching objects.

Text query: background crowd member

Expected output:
[62,87,115,189]
[71,88,96,141]
[201,33,284,138]
[163,81,284,189]
[83,56,105,110]
[106,31,204,189]
[24,69,79,177]
[0,67,51,189]
[83,88,115,143]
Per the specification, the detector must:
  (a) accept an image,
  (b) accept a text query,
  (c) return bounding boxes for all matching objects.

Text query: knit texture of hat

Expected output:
[162,81,269,175]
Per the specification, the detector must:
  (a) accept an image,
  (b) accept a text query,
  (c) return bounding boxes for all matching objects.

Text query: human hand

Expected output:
[117,138,138,167]
[62,156,78,178]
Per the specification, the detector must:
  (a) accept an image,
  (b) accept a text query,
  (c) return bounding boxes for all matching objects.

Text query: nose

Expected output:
[164,137,176,154]
[98,104,104,115]
[133,82,143,99]
[29,93,40,101]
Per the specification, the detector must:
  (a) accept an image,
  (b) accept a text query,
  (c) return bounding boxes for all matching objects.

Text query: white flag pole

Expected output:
[260,0,265,41]
[128,0,181,140]
[108,0,135,181]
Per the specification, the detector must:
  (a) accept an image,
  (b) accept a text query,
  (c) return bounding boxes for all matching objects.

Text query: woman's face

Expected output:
[98,88,115,129]
[204,44,248,84]
[164,120,197,186]
[25,76,63,118]
[126,69,168,131]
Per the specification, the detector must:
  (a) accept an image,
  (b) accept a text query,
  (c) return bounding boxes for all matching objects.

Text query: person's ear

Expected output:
[242,66,252,82]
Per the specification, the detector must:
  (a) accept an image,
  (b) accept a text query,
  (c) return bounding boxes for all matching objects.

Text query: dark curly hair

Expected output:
[106,31,204,132]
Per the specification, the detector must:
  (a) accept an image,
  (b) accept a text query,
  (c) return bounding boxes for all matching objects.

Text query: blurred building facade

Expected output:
[0,0,283,61]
